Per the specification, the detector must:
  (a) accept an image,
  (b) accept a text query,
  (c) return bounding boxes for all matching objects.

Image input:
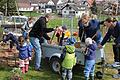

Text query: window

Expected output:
[64,11,66,13]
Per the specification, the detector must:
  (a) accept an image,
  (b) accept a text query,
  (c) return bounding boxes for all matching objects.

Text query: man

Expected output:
[98,17,120,78]
[29,14,54,71]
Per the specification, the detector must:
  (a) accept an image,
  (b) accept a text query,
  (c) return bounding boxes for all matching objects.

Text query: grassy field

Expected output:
[0,42,117,80]
[0,13,119,80]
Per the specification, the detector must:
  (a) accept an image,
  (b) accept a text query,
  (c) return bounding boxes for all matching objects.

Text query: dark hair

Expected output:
[28,17,33,21]
[105,17,113,23]
[18,36,25,46]
[45,13,50,18]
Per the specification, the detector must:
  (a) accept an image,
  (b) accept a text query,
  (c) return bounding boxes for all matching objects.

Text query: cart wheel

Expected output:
[96,71,103,79]
[50,57,61,73]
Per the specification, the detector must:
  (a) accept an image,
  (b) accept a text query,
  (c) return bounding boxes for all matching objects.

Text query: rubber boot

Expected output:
[90,76,94,80]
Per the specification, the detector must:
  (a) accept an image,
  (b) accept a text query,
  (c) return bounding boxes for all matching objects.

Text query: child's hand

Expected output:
[81,47,88,55]
[81,47,86,52]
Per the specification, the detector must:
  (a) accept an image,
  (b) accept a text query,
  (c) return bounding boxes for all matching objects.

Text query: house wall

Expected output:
[62,9,69,16]
[39,3,46,9]
[75,11,86,18]
[46,8,52,13]
[62,7,89,18]
[19,7,33,11]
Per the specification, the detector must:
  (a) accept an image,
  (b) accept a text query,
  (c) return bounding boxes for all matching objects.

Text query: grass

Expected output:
[0,42,117,80]
[47,17,78,29]
[22,12,41,17]
[0,14,119,79]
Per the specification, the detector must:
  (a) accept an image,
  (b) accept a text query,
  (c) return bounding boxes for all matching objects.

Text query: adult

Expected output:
[78,14,105,60]
[29,14,54,71]
[21,17,34,39]
[98,17,120,78]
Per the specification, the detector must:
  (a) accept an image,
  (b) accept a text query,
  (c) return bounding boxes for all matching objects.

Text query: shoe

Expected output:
[35,68,43,71]
[112,74,120,78]
[112,62,120,67]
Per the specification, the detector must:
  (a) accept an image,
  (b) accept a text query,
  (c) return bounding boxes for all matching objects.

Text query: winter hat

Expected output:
[85,37,92,46]
[67,37,76,45]
[4,29,9,33]
[62,25,67,30]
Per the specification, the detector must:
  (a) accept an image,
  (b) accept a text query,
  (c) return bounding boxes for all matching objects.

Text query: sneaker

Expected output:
[112,74,120,78]
[112,62,120,67]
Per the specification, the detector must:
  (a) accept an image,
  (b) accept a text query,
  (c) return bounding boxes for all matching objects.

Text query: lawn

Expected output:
[0,13,119,80]
[0,40,118,80]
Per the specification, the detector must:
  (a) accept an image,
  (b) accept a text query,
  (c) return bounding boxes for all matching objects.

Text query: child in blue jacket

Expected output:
[83,37,97,80]
[17,36,33,74]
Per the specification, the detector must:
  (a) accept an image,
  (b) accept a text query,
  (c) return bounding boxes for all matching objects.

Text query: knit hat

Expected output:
[4,29,9,33]
[67,37,76,45]
[85,37,92,46]
[62,25,67,30]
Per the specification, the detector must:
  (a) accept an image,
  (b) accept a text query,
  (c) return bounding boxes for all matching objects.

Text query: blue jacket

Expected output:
[17,42,32,60]
[3,33,18,46]
[85,43,97,60]
[78,19,103,44]
[101,21,120,45]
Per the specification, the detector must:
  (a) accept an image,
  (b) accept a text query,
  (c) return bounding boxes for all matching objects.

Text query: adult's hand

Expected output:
[98,44,103,49]
[47,40,51,44]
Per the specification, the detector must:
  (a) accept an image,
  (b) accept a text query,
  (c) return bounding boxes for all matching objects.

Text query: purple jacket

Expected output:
[85,43,97,60]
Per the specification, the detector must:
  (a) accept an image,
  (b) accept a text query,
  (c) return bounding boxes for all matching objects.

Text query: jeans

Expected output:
[62,68,72,80]
[113,44,120,62]
[22,31,28,39]
[84,60,95,78]
[30,37,41,69]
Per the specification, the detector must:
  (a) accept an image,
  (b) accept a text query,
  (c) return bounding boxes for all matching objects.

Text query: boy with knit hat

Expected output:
[83,37,97,80]
[61,37,76,80]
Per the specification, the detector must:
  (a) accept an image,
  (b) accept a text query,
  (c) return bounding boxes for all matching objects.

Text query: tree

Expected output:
[0,0,17,16]
[90,0,97,14]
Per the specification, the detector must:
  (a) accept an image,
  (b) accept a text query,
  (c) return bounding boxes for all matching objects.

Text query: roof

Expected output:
[52,0,59,5]
[61,3,88,11]
[30,0,52,4]
[17,0,31,8]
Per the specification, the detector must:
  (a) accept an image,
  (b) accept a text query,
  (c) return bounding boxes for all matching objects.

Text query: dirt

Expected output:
[0,44,19,66]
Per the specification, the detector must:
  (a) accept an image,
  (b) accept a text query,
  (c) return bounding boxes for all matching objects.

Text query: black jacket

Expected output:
[29,17,54,40]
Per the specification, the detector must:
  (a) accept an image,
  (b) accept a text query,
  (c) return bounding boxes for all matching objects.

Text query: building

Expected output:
[60,0,89,18]
[17,0,33,11]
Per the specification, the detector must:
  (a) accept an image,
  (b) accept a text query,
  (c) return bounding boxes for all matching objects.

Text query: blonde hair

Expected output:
[90,14,97,19]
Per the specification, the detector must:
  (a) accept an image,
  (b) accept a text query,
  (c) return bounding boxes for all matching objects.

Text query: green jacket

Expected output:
[62,45,76,69]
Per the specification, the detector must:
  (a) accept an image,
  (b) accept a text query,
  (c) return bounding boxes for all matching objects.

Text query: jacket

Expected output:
[101,21,120,45]
[61,45,76,69]
[29,17,54,40]
[3,33,18,46]
[85,43,97,60]
[78,19,103,44]
[17,42,32,60]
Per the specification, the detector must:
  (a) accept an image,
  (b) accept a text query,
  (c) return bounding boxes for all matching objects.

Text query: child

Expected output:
[55,25,71,45]
[3,29,18,51]
[61,37,76,80]
[83,37,97,80]
[17,36,32,74]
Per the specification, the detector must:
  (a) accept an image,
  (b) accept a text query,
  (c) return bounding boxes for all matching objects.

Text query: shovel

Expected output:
[50,26,58,44]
